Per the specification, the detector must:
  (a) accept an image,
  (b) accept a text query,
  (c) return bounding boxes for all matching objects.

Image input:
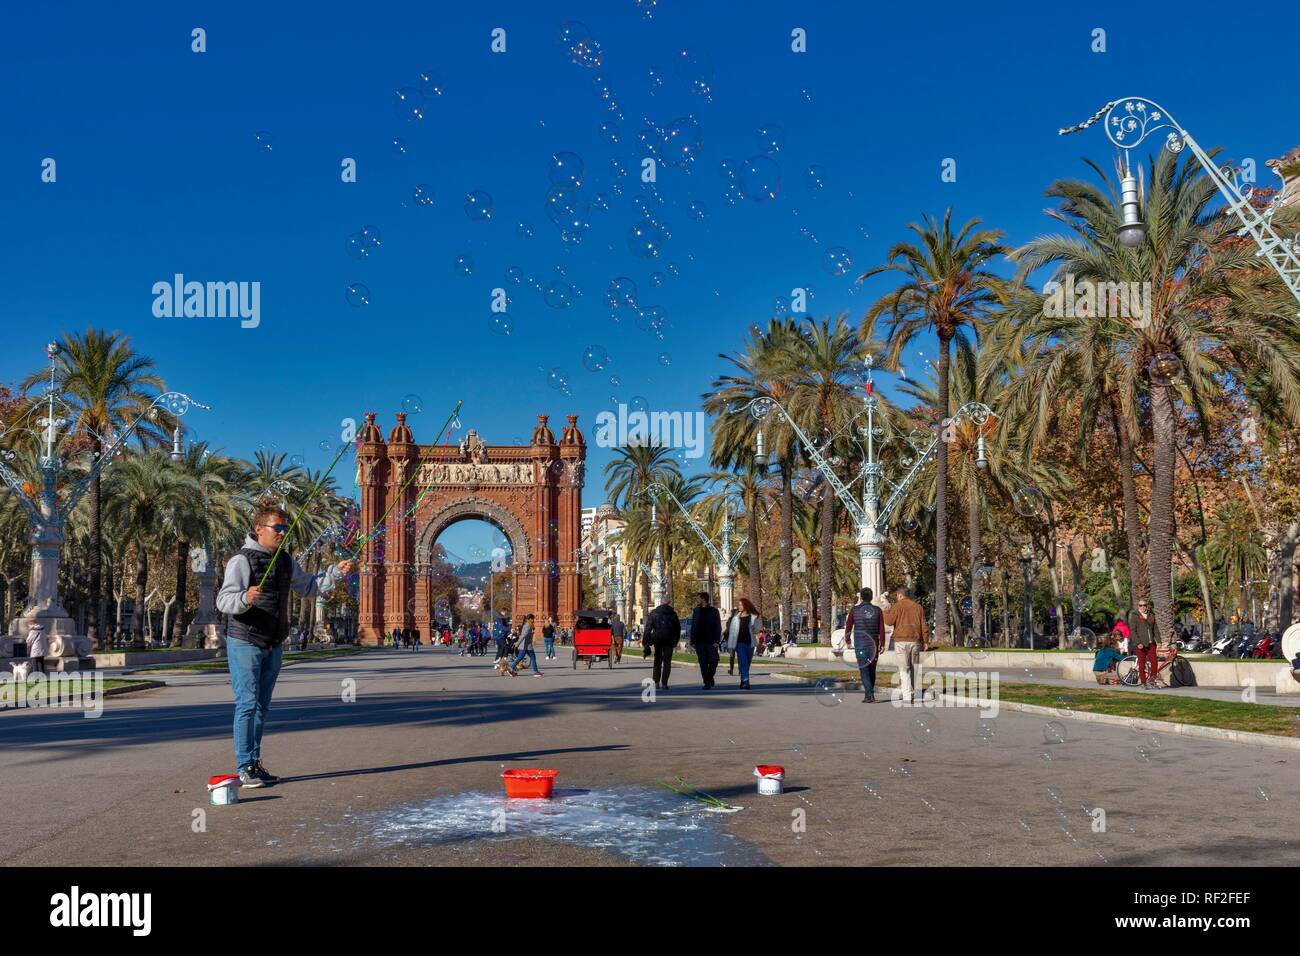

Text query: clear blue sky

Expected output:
[2,0,1296,559]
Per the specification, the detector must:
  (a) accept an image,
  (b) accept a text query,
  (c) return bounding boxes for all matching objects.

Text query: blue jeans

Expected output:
[227,637,283,770]
[544,635,555,657]
[736,642,753,682]
[854,641,877,697]
[511,647,539,673]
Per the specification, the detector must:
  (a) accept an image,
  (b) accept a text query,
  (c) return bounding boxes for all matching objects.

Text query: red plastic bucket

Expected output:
[500,768,559,799]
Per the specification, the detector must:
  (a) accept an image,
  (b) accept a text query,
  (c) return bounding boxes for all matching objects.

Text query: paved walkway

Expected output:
[2,648,1297,866]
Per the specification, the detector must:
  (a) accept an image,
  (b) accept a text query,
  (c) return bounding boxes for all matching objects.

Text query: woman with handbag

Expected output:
[726,598,759,689]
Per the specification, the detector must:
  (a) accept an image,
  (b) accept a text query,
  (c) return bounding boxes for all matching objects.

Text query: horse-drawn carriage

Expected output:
[572,609,617,669]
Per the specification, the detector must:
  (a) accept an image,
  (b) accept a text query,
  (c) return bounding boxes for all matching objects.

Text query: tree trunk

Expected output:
[88,466,102,649]
[779,460,793,633]
[933,336,951,644]
[1110,395,1148,605]
[968,484,982,643]
[1148,384,1177,644]
[173,538,189,644]
[1274,521,1300,631]
[134,545,149,644]
[818,488,835,645]
[746,504,763,617]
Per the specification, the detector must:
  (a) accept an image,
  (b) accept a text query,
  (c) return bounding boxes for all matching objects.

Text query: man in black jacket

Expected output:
[643,600,681,690]
[689,592,722,689]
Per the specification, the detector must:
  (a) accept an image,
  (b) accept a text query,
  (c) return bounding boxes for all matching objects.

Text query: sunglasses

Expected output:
[261,523,290,534]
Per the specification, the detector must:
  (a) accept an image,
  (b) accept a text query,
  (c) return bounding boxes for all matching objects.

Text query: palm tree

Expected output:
[603,443,681,612]
[703,319,804,633]
[786,314,867,643]
[861,210,1007,644]
[101,450,200,644]
[1205,500,1267,622]
[21,330,167,648]
[1004,150,1300,642]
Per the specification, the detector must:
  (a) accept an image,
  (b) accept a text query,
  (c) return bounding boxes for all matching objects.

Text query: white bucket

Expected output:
[207,776,241,806]
[754,766,785,796]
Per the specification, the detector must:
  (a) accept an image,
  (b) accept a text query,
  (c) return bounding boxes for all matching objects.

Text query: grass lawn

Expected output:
[134,645,368,673]
[778,671,1300,738]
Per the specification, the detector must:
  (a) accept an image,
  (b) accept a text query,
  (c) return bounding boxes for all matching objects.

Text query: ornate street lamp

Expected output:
[0,343,207,664]
[1060,97,1300,310]
[642,482,740,614]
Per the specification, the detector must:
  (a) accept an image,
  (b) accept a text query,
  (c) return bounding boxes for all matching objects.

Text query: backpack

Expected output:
[1169,658,1197,688]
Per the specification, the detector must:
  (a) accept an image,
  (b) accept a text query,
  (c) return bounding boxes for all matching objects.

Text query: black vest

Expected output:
[851,602,883,643]
[228,546,293,649]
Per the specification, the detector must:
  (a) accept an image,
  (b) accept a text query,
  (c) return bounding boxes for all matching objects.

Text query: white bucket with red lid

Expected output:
[207,773,241,806]
[754,765,785,796]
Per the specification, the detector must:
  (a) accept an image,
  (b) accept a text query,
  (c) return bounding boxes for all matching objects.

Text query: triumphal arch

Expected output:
[354,411,585,644]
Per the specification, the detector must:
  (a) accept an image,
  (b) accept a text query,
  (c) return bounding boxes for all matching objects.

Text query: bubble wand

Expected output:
[257,436,356,588]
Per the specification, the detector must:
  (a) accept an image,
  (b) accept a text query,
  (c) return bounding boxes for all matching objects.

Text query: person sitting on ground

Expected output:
[1093,636,1125,684]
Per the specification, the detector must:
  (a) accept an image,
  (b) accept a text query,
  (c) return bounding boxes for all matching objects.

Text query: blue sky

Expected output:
[2,0,1296,558]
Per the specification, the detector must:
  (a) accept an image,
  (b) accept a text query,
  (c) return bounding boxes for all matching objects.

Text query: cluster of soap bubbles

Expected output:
[394,71,444,122]
[346,225,382,260]
[464,190,494,221]
[824,245,853,276]
[627,219,670,258]
[558,21,603,68]
[547,368,573,396]
[671,47,714,101]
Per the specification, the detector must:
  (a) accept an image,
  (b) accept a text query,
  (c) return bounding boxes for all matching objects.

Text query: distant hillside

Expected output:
[456,560,492,588]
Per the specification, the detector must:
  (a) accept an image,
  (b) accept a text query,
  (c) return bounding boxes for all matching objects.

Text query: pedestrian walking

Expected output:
[689,592,721,689]
[542,616,556,660]
[25,622,48,674]
[845,587,884,702]
[1127,599,1160,687]
[609,610,626,663]
[216,506,354,788]
[725,597,759,689]
[883,584,927,702]
[509,613,542,676]
[643,599,681,690]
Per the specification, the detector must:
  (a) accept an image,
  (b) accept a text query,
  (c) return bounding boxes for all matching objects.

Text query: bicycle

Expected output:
[1116,644,1180,688]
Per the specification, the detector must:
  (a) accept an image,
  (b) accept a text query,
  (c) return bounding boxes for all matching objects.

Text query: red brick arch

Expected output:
[355,412,584,643]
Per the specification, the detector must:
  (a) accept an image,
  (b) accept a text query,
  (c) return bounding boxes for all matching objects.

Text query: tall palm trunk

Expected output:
[172,538,189,645]
[1148,385,1177,643]
[779,460,793,634]
[89,466,102,649]
[1274,521,1300,629]
[134,543,149,644]
[818,490,835,645]
[1109,397,1147,605]
[968,485,983,643]
[746,505,763,617]
[933,336,952,644]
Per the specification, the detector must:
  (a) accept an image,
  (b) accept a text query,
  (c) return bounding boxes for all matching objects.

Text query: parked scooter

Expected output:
[1211,632,1237,656]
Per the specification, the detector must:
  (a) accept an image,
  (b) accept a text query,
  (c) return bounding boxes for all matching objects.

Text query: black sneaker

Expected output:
[238,765,265,789]
[253,761,279,784]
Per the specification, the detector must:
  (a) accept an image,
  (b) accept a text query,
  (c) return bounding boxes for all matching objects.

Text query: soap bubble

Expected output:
[418,71,444,97]
[345,283,370,307]
[1012,486,1046,518]
[392,138,407,156]
[663,115,703,168]
[517,220,535,238]
[804,165,827,190]
[464,191,494,221]
[823,246,853,276]
[254,131,274,152]
[629,395,650,414]
[666,262,680,278]
[1147,732,1162,749]
[547,368,572,392]
[345,232,370,260]
[545,186,585,225]
[672,47,714,100]
[1056,696,1076,718]
[413,184,435,207]
[394,87,425,122]
[657,353,671,366]
[600,121,619,144]
[739,155,781,202]
[635,0,657,19]
[403,394,424,415]
[627,220,668,258]
[360,225,382,251]
[506,266,523,284]
[583,345,610,372]
[688,201,707,221]
[491,316,512,336]
[545,281,574,309]
[909,714,937,744]
[289,454,304,467]
[1148,351,1182,387]
[454,254,474,276]
[755,123,784,154]
[1043,721,1067,744]
[723,180,744,205]
[975,719,996,743]
[609,156,630,180]
[549,151,586,188]
[650,272,666,288]
[593,193,610,212]
[1135,746,1150,762]
[814,678,843,706]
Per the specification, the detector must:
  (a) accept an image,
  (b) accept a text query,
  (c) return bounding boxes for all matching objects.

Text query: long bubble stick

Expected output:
[257,436,356,588]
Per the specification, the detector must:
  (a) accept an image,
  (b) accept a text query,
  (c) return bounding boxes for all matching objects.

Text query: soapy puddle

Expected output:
[346,785,771,867]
